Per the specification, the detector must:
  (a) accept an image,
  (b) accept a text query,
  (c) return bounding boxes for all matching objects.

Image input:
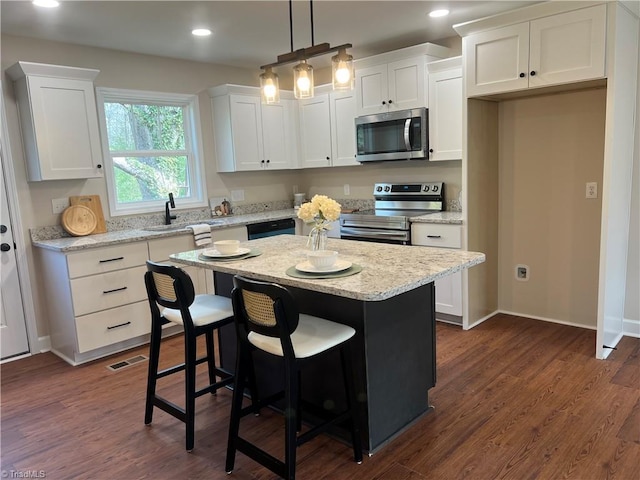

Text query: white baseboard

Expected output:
[623,318,640,338]
[498,310,597,330]
[466,310,499,330]
[38,335,52,353]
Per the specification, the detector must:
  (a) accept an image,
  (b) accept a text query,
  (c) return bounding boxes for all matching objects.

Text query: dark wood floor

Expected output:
[2,314,639,480]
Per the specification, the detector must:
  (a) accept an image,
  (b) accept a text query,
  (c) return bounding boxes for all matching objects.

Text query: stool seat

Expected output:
[248,314,355,358]
[162,294,233,327]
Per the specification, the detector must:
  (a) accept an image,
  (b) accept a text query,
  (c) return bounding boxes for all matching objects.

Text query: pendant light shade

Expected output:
[332,48,354,91]
[259,67,280,104]
[293,60,314,99]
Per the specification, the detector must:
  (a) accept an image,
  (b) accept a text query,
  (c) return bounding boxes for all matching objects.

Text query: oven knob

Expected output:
[423,185,430,192]
[376,186,383,192]
[384,186,391,192]
[432,185,439,192]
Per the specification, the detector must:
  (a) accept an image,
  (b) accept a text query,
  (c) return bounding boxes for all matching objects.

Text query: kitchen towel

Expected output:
[188,224,212,246]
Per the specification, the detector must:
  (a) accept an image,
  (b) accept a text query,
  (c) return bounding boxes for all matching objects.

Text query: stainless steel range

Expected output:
[340,182,445,245]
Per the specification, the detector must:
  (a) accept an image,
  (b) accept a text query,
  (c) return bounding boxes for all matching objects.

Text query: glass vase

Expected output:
[309,225,328,251]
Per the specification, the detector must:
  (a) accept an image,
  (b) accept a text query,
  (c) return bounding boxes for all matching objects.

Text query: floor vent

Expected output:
[107,354,148,372]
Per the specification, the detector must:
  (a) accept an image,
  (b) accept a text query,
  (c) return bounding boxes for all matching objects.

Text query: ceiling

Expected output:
[1,1,541,70]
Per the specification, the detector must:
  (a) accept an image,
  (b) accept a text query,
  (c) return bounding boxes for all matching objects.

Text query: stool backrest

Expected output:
[231,276,299,357]
[145,260,196,328]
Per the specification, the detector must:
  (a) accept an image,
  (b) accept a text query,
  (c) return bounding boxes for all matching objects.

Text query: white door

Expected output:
[355,64,388,115]
[0,152,30,360]
[329,91,358,167]
[261,100,290,170]
[428,68,463,161]
[229,95,263,171]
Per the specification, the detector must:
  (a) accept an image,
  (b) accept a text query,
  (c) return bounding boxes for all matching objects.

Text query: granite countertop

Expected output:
[31,208,463,253]
[31,209,300,252]
[171,235,484,302]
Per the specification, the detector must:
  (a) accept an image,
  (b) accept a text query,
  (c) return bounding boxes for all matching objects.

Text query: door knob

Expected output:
[519,72,526,78]
[1,243,11,252]
[0,225,6,233]
[530,71,536,76]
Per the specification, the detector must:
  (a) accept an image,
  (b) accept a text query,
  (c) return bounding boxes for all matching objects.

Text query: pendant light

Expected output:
[259,0,353,102]
[259,67,280,104]
[331,48,354,90]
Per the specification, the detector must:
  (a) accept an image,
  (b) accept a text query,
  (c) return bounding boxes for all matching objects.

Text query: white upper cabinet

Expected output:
[298,94,332,168]
[355,56,426,115]
[6,62,104,181]
[210,85,297,172]
[464,4,607,97]
[298,88,358,168]
[329,90,358,167]
[427,57,463,161]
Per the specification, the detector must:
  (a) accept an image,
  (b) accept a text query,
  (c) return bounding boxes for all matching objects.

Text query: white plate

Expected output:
[202,247,251,258]
[295,259,352,274]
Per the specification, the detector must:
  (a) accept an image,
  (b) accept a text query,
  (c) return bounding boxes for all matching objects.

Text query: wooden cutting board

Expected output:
[61,205,97,236]
[69,195,107,233]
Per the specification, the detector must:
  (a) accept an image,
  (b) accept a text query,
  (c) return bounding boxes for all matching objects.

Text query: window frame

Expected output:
[95,87,207,217]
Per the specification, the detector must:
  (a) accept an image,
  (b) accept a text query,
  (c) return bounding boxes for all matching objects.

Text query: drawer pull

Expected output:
[107,321,132,330]
[99,256,125,263]
[103,286,128,294]
[427,235,442,239]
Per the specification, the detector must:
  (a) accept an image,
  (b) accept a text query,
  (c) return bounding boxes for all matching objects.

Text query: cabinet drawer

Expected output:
[70,265,147,316]
[411,224,462,248]
[76,301,151,353]
[68,242,148,278]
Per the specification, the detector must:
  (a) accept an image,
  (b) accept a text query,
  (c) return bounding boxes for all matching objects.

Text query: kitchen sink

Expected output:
[142,220,223,232]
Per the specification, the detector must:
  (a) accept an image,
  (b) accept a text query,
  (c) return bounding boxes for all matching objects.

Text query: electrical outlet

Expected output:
[231,189,245,202]
[52,197,70,214]
[515,264,529,282]
[586,182,598,199]
[344,184,350,195]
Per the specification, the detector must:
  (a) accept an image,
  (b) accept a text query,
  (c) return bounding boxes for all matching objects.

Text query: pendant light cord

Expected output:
[289,0,294,53]
[310,0,315,47]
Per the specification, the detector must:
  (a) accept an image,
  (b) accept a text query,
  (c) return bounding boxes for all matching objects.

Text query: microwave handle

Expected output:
[404,119,412,151]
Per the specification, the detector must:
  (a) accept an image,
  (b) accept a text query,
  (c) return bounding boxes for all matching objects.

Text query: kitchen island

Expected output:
[171,235,484,452]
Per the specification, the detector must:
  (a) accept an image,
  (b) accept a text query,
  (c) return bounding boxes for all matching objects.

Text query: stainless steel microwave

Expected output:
[355,107,428,162]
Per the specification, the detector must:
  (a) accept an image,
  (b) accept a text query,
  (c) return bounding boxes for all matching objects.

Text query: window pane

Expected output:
[104,103,186,151]
[112,155,189,203]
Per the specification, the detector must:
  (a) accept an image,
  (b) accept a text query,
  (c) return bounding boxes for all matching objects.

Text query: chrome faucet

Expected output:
[165,193,177,225]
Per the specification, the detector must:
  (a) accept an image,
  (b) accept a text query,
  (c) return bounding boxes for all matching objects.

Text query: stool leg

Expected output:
[205,328,217,395]
[185,331,197,452]
[284,361,299,480]
[226,344,249,473]
[341,344,363,464]
[145,320,162,425]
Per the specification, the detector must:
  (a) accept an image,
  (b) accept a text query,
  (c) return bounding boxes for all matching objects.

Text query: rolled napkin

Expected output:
[188,224,212,246]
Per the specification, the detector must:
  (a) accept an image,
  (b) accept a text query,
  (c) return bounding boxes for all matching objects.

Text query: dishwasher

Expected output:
[246,218,296,239]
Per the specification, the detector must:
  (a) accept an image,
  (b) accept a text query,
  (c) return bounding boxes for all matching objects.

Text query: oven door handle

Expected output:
[341,227,409,239]
[404,118,412,151]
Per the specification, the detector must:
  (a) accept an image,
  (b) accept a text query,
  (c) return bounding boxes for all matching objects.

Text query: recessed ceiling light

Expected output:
[192,28,212,37]
[429,9,450,18]
[33,0,60,7]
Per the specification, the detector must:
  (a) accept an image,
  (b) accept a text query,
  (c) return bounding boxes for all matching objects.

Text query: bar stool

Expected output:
[226,275,363,480]
[143,261,242,452]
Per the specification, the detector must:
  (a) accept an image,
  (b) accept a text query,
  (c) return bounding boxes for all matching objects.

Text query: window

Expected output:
[96,88,207,216]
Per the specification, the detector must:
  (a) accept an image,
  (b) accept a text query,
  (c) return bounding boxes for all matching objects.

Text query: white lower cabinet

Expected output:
[411,223,463,318]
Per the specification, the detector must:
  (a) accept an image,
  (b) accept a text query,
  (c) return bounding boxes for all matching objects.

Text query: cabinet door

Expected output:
[465,22,530,96]
[329,91,358,167]
[25,76,103,180]
[435,270,463,316]
[261,100,293,170]
[298,95,332,168]
[229,95,264,171]
[355,64,388,115]
[529,4,606,88]
[387,56,426,111]
[428,68,462,161]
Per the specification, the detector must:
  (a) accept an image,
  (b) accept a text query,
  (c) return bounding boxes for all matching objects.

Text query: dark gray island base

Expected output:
[170,235,485,452]
[214,271,436,453]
